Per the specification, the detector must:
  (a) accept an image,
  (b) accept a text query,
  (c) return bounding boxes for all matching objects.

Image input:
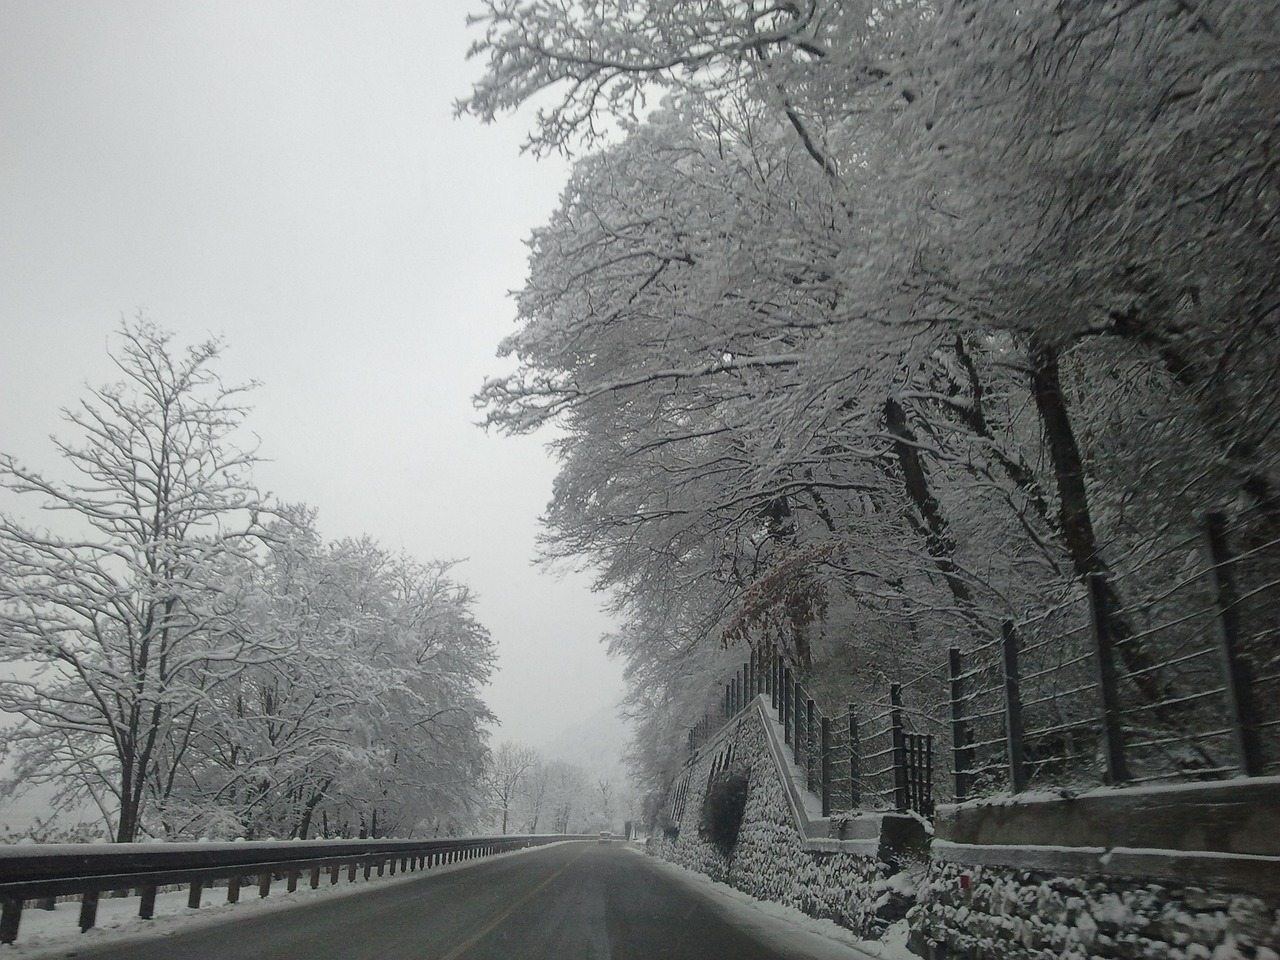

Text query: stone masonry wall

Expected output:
[911,859,1280,960]
[655,704,1280,958]
[650,708,905,939]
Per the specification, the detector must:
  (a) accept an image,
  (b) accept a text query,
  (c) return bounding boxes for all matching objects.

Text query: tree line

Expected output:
[461,1,1279,807]
[481,741,625,836]
[0,321,494,842]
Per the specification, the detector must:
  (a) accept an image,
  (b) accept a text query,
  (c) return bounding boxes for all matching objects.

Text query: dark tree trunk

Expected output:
[1028,337,1179,714]
[884,395,989,644]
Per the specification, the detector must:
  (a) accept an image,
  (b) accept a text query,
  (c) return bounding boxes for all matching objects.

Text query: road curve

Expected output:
[59,841,868,960]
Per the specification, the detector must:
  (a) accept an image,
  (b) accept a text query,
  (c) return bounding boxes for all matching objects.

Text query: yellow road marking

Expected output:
[435,845,588,960]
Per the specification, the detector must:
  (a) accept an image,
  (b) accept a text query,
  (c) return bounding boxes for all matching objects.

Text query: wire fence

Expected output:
[680,507,1279,820]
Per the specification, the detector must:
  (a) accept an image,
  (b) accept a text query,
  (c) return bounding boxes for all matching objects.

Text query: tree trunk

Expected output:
[1028,337,1179,714]
[883,395,990,644]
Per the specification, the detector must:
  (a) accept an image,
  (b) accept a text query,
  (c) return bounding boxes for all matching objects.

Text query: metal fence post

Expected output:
[771,652,779,709]
[948,647,973,803]
[794,680,804,766]
[1001,621,1028,793]
[806,698,816,792]
[782,667,792,743]
[821,716,832,816]
[1087,573,1131,784]
[891,683,907,813]
[848,704,860,808]
[1205,512,1263,776]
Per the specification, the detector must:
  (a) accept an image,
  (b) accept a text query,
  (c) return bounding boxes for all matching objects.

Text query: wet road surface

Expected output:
[59,842,867,960]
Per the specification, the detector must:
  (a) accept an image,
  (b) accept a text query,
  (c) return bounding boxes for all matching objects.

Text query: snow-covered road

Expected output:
[13,841,886,960]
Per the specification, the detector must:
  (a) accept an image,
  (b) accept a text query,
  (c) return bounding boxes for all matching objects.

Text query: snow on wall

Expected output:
[910,858,1280,959]
[649,708,908,939]
[653,702,1280,958]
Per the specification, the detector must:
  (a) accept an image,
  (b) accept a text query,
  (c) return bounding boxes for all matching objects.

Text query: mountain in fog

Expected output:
[538,701,631,783]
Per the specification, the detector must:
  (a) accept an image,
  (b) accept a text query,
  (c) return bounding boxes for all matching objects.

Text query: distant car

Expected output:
[597,831,612,844]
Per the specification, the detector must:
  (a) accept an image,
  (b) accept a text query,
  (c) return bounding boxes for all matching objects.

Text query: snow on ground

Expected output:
[4,842,571,960]
[629,846,917,960]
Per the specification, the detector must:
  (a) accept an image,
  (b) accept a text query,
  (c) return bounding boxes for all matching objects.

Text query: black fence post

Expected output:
[1001,621,1028,793]
[923,734,935,816]
[782,667,792,743]
[848,704,860,808]
[821,716,832,816]
[891,683,907,813]
[1205,512,1263,777]
[1087,573,1131,784]
[794,680,804,766]
[771,652,779,709]
[948,647,973,803]
[806,698,816,792]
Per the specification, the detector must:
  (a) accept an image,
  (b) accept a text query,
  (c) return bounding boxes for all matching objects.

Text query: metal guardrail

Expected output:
[0,833,594,945]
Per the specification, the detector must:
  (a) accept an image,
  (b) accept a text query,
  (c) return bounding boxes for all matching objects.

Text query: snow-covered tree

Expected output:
[466,0,1280,799]
[0,320,271,841]
[162,514,495,840]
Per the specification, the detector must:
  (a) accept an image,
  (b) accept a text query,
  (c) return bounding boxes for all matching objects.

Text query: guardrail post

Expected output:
[1205,512,1263,777]
[1001,621,1028,793]
[891,683,907,813]
[949,646,973,803]
[79,891,99,932]
[1087,573,1130,784]
[262,872,275,896]
[311,865,322,888]
[848,705,860,808]
[227,876,241,903]
[820,716,832,816]
[188,880,203,908]
[139,883,157,919]
[2,898,22,944]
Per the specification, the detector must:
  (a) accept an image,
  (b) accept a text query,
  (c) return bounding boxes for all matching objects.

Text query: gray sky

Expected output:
[0,1,624,749]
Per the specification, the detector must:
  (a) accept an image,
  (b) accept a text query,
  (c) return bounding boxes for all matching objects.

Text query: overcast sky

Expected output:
[0,2,625,750]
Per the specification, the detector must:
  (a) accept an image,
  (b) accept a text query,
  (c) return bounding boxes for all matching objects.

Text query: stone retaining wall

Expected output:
[911,859,1280,960]
[652,700,1280,958]
[650,702,913,938]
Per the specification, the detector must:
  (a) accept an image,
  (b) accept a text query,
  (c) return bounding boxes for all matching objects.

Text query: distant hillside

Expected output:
[537,700,632,784]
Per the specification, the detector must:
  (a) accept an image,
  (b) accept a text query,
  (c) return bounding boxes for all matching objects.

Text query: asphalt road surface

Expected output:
[58,841,867,960]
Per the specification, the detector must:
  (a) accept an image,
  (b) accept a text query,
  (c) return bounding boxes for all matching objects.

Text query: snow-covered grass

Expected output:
[4,842,573,959]
[631,846,917,960]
